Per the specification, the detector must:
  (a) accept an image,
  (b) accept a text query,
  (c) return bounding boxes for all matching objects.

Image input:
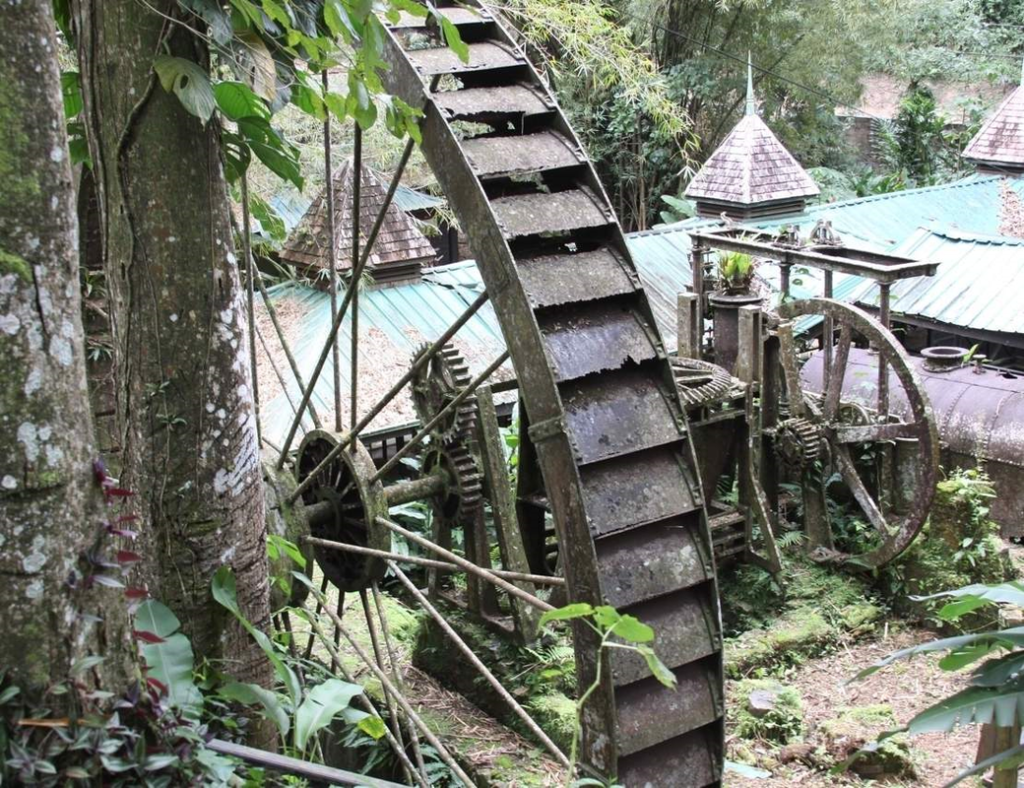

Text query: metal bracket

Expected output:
[528,414,565,444]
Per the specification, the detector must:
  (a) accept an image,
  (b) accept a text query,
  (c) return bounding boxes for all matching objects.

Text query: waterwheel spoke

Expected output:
[322,69,344,434]
[823,325,852,422]
[378,517,554,612]
[834,444,890,536]
[390,563,571,768]
[311,587,475,787]
[776,320,806,419]
[303,608,430,788]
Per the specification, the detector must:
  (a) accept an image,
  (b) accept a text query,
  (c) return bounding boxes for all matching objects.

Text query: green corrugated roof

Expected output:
[853,227,1024,336]
[393,184,445,213]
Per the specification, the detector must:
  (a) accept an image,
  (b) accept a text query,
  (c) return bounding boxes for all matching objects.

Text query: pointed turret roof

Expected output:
[963,59,1024,173]
[686,54,819,215]
[281,159,436,278]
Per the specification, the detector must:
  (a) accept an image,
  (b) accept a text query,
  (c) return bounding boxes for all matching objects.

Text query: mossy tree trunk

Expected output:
[72,0,272,687]
[0,0,132,699]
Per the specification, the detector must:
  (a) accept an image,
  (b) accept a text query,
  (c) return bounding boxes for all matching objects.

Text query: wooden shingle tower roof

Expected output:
[686,55,819,219]
[280,158,437,284]
[963,59,1024,175]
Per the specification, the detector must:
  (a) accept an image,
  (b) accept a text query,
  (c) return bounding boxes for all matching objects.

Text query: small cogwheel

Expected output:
[774,417,822,471]
[410,342,478,443]
[422,443,483,523]
[671,357,737,407]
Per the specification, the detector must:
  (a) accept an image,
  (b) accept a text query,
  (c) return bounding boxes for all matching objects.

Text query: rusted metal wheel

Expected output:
[777,299,940,568]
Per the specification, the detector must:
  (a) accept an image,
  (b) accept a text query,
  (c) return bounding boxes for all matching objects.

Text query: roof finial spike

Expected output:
[746,51,756,116]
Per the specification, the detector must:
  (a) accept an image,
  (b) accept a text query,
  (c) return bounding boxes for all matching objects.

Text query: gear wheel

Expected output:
[423,442,483,523]
[671,357,736,407]
[774,417,822,471]
[410,342,478,443]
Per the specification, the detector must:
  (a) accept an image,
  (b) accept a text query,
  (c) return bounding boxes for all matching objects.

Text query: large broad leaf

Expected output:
[853,626,1024,680]
[539,603,594,627]
[972,651,1024,688]
[179,0,234,44]
[60,72,83,119]
[293,678,363,753]
[135,600,203,714]
[219,681,290,738]
[153,55,216,124]
[235,117,303,190]
[212,566,301,705]
[214,81,270,122]
[908,680,1024,733]
[914,582,1024,622]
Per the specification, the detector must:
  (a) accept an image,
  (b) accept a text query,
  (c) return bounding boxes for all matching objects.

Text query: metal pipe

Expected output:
[322,69,343,433]
[377,517,555,612]
[351,126,362,436]
[385,473,447,507]
[390,563,571,768]
[304,536,565,586]
[286,291,491,503]
[277,135,421,467]
[369,350,510,484]
[314,591,475,787]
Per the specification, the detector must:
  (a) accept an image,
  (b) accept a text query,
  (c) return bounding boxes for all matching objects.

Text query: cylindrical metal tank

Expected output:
[801,347,1024,536]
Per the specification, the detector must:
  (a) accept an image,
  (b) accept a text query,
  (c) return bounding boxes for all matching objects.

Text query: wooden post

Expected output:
[677,292,701,359]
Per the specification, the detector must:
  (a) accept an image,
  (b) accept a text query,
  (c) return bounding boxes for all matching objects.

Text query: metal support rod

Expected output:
[390,563,571,768]
[377,517,555,612]
[256,321,307,427]
[252,264,321,429]
[369,350,510,484]
[372,582,430,781]
[351,125,362,436]
[780,263,791,301]
[359,588,413,786]
[877,282,891,418]
[314,590,475,787]
[241,176,260,441]
[304,610,429,788]
[277,134,421,467]
[323,69,343,433]
[305,536,565,585]
[285,290,490,503]
[303,575,331,661]
[823,269,834,388]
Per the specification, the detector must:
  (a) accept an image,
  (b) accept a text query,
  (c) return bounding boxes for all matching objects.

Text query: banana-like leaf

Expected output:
[135,600,202,714]
[219,681,290,738]
[908,680,1024,733]
[853,626,1024,681]
[293,678,363,753]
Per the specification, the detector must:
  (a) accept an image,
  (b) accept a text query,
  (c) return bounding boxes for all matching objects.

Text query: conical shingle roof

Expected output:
[686,55,818,212]
[963,64,1024,173]
[281,159,436,275]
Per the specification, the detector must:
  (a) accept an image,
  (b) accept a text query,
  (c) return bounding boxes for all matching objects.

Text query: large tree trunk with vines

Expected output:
[73,0,272,687]
[0,0,132,699]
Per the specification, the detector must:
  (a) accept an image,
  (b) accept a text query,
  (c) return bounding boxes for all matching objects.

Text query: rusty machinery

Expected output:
[267,4,947,787]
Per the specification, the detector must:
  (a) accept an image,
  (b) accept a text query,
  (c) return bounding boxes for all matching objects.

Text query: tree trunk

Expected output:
[73,0,272,687]
[0,0,131,699]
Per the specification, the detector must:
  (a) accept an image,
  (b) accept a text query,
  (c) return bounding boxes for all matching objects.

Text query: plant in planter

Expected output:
[717,250,757,295]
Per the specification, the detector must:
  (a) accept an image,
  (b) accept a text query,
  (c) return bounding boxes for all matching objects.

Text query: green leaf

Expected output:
[135,600,203,714]
[637,645,676,688]
[0,686,20,705]
[212,566,301,704]
[61,72,83,119]
[293,678,364,752]
[939,642,1001,672]
[434,12,469,63]
[290,82,326,121]
[971,652,1024,688]
[592,606,621,632]
[235,117,303,190]
[539,603,594,627]
[907,680,1024,733]
[940,742,1024,788]
[220,129,252,183]
[153,55,216,124]
[356,714,387,740]
[324,0,358,42]
[214,81,270,122]
[853,626,1024,681]
[219,681,290,738]
[143,753,180,771]
[179,0,234,44]
[70,655,105,676]
[611,614,655,644]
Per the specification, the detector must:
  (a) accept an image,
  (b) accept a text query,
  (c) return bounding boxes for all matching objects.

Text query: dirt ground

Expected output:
[726,627,983,787]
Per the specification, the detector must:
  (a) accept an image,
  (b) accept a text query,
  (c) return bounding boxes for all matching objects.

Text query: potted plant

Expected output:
[716,250,757,295]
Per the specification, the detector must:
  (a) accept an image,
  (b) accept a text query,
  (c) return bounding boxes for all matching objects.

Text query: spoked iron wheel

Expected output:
[261,3,725,786]
[776,299,940,568]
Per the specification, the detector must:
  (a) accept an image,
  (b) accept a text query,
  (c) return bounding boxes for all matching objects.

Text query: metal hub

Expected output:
[774,417,821,471]
[296,430,389,591]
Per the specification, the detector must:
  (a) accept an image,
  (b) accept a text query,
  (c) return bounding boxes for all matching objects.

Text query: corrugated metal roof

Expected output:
[258,277,509,446]
[853,227,1024,335]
